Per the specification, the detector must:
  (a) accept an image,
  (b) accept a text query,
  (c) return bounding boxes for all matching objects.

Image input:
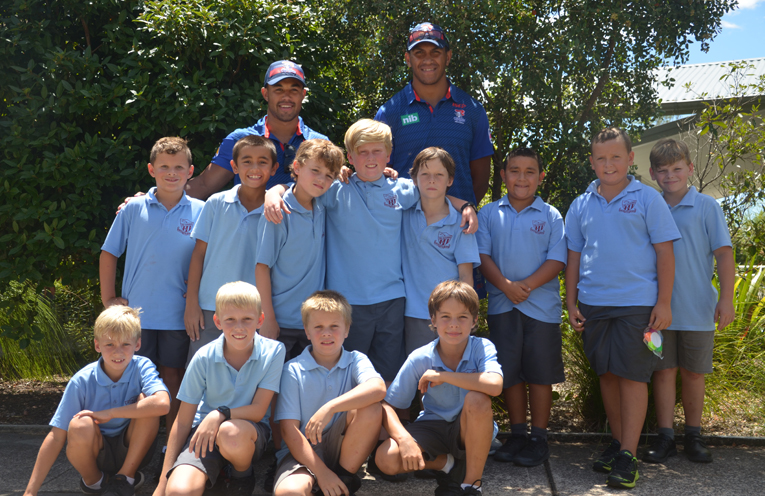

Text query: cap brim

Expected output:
[407,39,448,51]
[264,74,306,86]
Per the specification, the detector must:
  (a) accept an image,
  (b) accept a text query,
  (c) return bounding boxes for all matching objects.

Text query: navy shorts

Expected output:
[185,310,221,366]
[343,297,406,382]
[654,330,714,374]
[97,424,158,475]
[138,329,189,369]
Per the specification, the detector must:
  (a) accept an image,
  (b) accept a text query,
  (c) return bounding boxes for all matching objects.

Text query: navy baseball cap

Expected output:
[407,23,450,51]
[264,60,306,87]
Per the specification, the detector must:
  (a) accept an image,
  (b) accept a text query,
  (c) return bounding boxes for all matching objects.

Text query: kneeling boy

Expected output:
[155,281,285,495]
[375,281,503,496]
[274,290,386,496]
[24,306,170,496]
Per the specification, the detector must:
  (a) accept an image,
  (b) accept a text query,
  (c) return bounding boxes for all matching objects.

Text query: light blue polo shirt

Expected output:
[385,336,503,437]
[191,185,263,311]
[402,201,480,319]
[256,187,326,329]
[274,346,382,464]
[666,187,732,330]
[50,356,168,437]
[476,196,567,323]
[101,188,205,329]
[177,333,285,428]
[322,176,419,305]
[565,176,681,307]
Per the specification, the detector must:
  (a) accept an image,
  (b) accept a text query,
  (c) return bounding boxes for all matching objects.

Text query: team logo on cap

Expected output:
[530,220,546,234]
[177,219,194,235]
[269,63,304,79]
[454,109,466,124]
[383,193,400,208]
[619,199,637,213]
[434,231,453,249]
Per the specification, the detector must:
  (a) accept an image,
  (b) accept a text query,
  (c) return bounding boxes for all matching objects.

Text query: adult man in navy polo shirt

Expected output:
[186,60,328,200]
[375,23,494,204]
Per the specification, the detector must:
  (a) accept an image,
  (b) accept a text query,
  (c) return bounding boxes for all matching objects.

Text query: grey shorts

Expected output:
[404,317,436,356]
[343,298,406,381]
[138,329,190,369]
[273,412,347,492]
[278,327,310,361]
[186,310,221,366]
[488,309,565,388]
[169,419,269,487]
[579,304,657,383]
[405,418,465,462]
[97,424,158,475]
[654,330,715,374]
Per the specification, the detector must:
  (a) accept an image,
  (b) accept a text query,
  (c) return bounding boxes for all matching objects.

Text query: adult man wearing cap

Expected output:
[186,60,328,200]
[375,23,493,204]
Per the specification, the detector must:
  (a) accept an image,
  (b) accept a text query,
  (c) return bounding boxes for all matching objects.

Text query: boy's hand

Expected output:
[649,302,672,331]
[567,305,586,332]
[714,299,735,330]
[315,466,349,496]
[460,206,478,234]
[259,318,280,340]
[116,192,146,214]
[103,296,129,308]
[189,410,225,459]
[305,405,333,445]
[264,189,290,224]
[418,369,444,395]
[504,280,531,304]
[184,303,205,341]
[73,409,112,424]
[397,435,426,472]
[339,165,353,184]
[383,167,399,180]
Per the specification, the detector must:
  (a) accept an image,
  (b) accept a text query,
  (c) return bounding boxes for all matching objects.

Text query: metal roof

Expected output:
[655,57,765,114]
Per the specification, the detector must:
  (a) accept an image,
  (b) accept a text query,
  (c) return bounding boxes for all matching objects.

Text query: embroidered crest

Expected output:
[125,395,139,406]
[434,232,453,249]
[454,109,466,124]
[383,193,399,208]
[619,199,637,214]
[530,220,546,234]
[177,219,194,235]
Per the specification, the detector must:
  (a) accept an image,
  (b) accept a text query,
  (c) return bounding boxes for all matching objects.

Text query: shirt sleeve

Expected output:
[565,199,585,253]
[475,338,503,376]
[176,353,207,405]
[351,352,383,386]
[476,205,492,256]
[454,231,481,268]
[257,340,287,393]
[209,131,243,173]
[705,199,732,251]
[255,215,287,267]
[397,178,420,210]
[49,376,86,431]
[190,197,217,243]
[469,105,494,161]
[645,195,681,244]
[546,207,568,264]
[101,205,132,257]
[138,358,169,397]
[384,356,422,410]
[319,180,342,210]
[274,364,302,422]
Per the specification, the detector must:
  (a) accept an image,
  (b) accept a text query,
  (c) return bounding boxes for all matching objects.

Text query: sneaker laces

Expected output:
[602,440,621,459]
[611,452,635,473]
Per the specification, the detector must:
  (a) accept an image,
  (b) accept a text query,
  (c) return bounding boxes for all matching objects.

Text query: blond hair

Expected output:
[291,139,344,181]
[428,280,480,323]
[301,290,352,328]
[591,127,632,153]
[410,147,456,180]
[94,305,141,342]
[344,119,393,155]
[649,138,692,170]
[150,136,192,165]
[215,281,262,316]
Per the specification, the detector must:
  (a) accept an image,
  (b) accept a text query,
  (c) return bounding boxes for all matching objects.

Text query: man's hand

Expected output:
[418,369,444,395]
[103,296,129,308]
[305,405,333,445]
[189,410,225,459]
[184,303,205,341]
[116,192,146,214]
[460,206,478,234]
[259,318,280,340]
[567,305,585,332]
[397,436,426,472]
[73,409,112,424]
[264,189,290,224]
[503,280,530,304]
[714,299,735,330]
[649,302,672,331]
[315,466,349,496]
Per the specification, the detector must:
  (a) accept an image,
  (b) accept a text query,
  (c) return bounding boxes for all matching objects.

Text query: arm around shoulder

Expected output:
[185,163,234,201]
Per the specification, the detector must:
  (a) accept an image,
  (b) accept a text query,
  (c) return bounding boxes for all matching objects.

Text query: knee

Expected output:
[274,479,312,496]
[374,441,400,475]
[681,369,705,382]
[216,421,254,452]
[67,416,98,442]
[356,401,383,424]
[464,391,492,416]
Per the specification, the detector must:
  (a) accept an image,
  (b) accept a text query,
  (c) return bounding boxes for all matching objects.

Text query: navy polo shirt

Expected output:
[210,116,328,189]
[375,82,494,203]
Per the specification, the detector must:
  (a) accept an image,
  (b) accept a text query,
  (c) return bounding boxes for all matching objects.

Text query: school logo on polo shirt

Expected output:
[177,219,194,235]
[126,395,139,405]
[454,109,466,124]
[530,220,546,234]
[401,113,420,126]
[434,231,453,249]
[619,199,637,214]
[383,193,400,208]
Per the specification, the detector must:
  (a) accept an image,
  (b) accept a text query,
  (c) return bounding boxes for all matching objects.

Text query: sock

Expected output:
[461,483,482,492]
[530,426,548,441]
[658,427,675,438]
[230,465,253,479]
[440,453,455,473]
[334,465,355,478]
[685,425,701,436]
[510,423,527,437]
[84,473,104,490]
[124,475,135,485]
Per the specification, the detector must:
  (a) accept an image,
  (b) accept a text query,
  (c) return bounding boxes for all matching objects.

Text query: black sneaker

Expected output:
[263,459,277,493]
[79,474,108,495]
[101,474,135,496]
[366,453,409,482]
[131,472,145,490]
[642,433,677,463]
[513,436,550,467]
[592,439,621,473]
[493,435,527,463]
[435,479,483,496]
[606,450,639,489]
[684,433,712,463]
[335,471,362,495]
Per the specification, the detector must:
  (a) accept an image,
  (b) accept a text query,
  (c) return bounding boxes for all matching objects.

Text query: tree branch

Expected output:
[576,28,618,129]
[80,18,91,48]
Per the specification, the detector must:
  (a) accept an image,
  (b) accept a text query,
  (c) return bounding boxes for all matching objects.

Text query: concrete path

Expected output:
[1,427,763,495]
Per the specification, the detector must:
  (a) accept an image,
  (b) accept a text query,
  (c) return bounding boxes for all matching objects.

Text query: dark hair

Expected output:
[505,147,543,172]
[592,127,632,153]
[410,147,456,179]
[232,135,277,165]
[649,138,692,170]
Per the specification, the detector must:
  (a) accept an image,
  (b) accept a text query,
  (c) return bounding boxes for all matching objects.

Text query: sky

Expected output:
[684,0,765,65]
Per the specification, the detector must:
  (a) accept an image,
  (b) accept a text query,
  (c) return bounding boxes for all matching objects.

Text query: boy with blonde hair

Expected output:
[24,306,170,496]
[156,281,285,495]
[644,138,734,464]
[273,290,386,496]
